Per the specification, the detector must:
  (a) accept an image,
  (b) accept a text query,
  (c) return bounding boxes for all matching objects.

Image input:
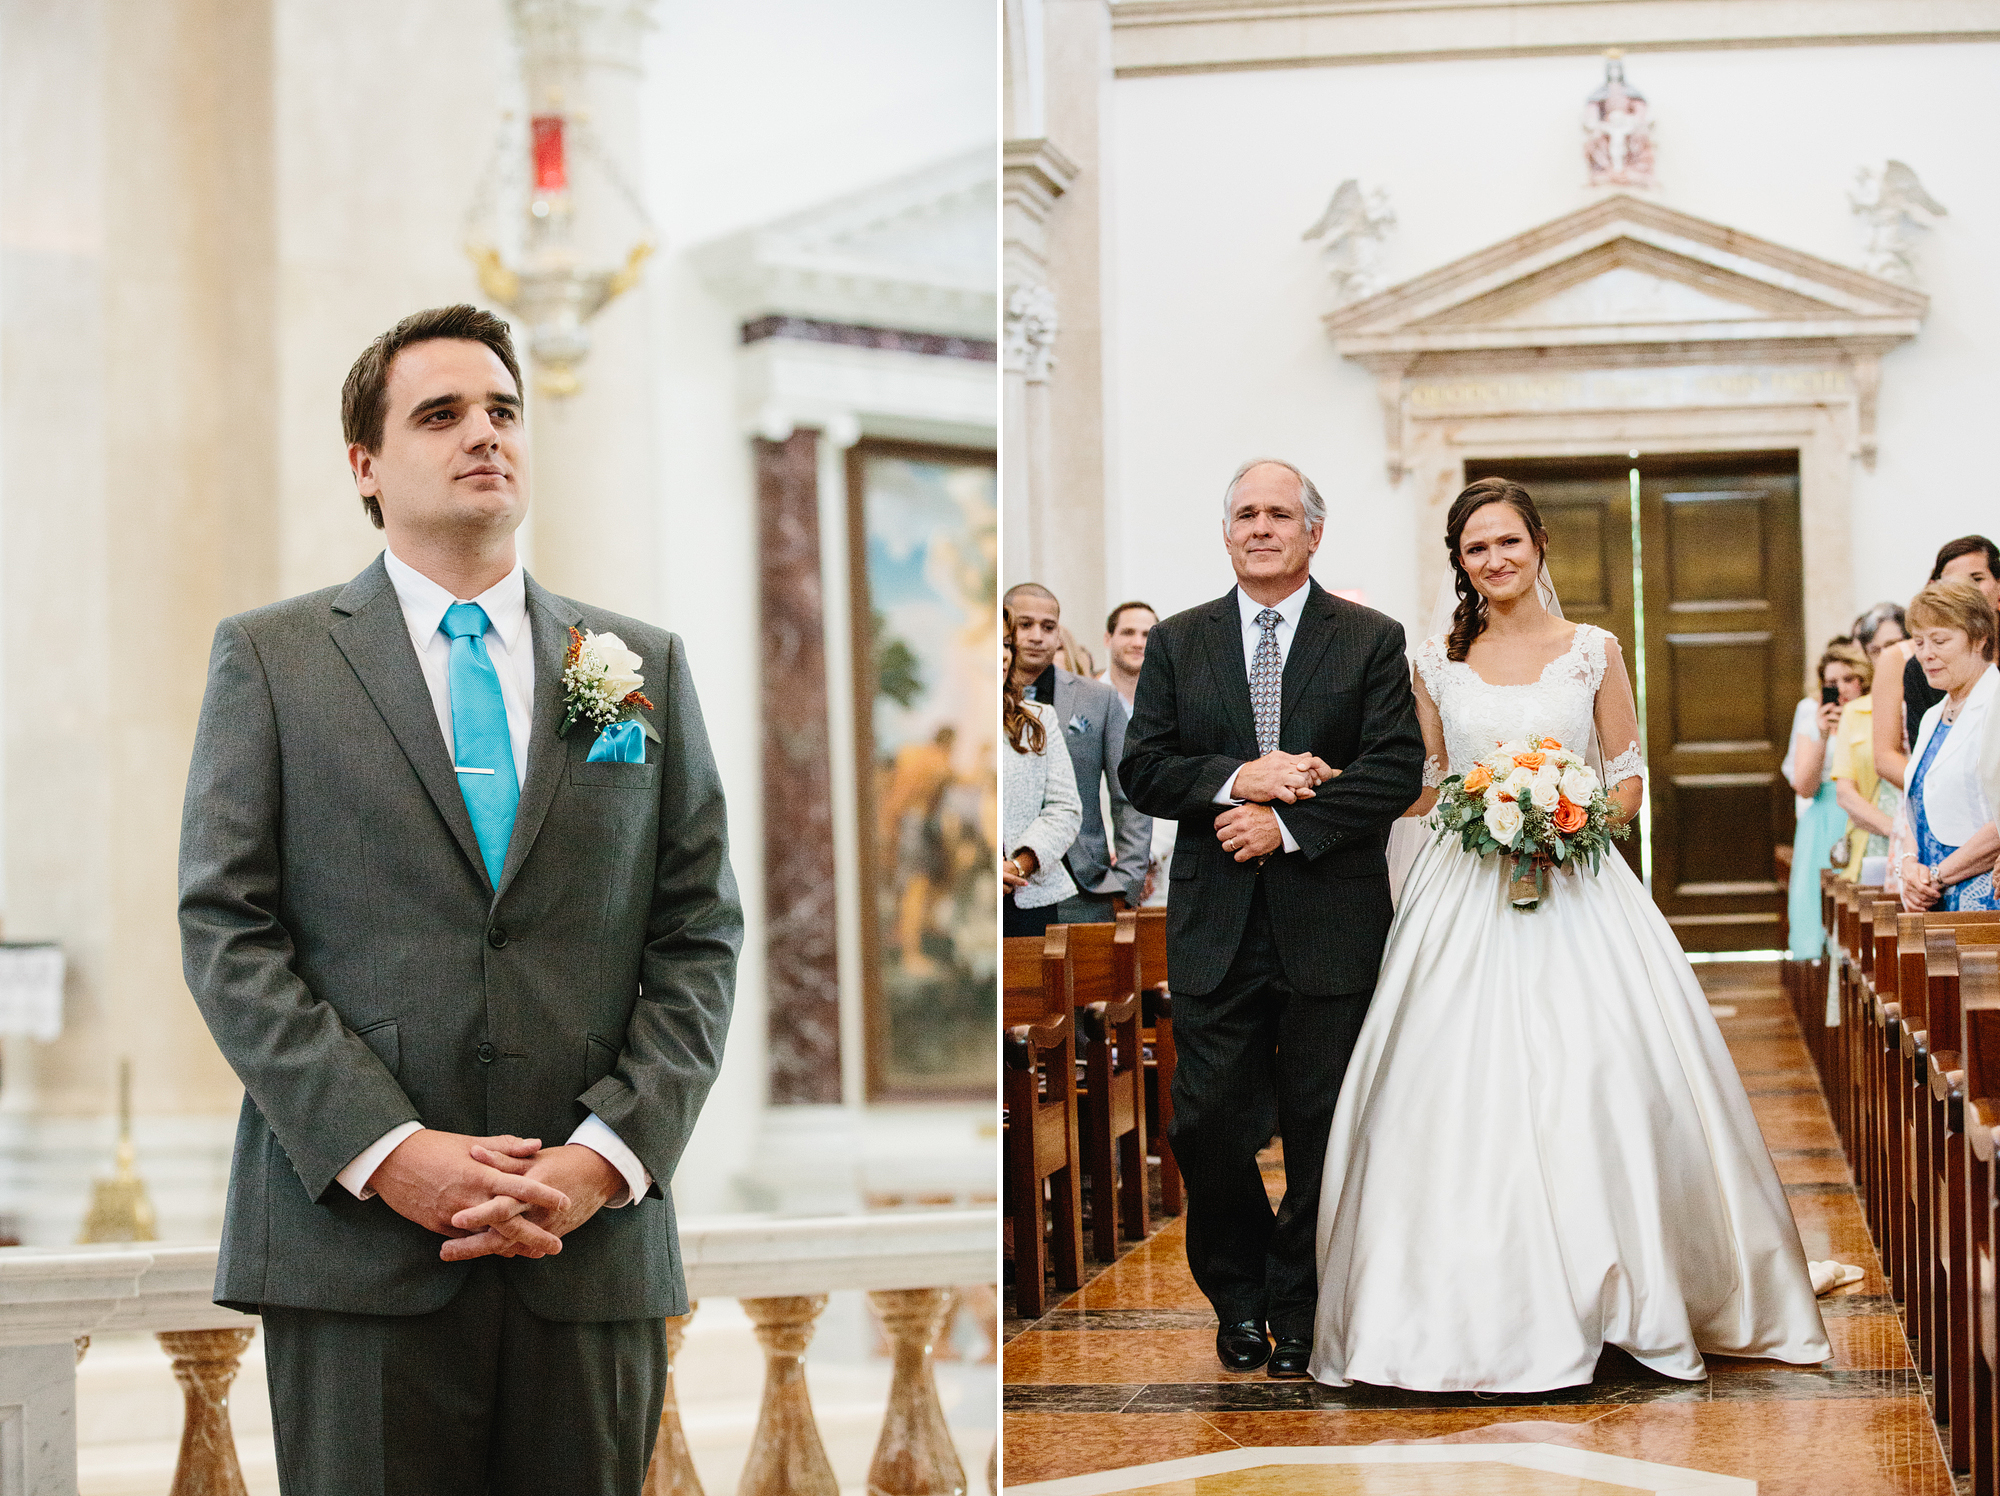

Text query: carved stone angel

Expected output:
[1302,179,1396,303]
[1850,161,1947,287]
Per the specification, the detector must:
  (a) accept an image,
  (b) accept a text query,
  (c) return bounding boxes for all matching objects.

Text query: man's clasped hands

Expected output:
[370,1129,626,1262]
[1214,749,1339,863]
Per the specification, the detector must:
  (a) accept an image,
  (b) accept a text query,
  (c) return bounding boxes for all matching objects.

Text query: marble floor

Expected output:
[1001,961,1957,1494]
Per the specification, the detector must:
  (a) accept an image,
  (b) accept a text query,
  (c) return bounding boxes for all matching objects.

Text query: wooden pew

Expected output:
[1923,921,2000,1472]
[1960,948,2000,1496]
[1130,907,1182,1216]
[1861,897,1904,1289]
[1063,920,1149,1260]
[1003,929,1084,1320]
[1899,910,2000,1392]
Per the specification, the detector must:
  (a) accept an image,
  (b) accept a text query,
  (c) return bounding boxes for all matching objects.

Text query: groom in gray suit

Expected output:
[178,305,740,1494]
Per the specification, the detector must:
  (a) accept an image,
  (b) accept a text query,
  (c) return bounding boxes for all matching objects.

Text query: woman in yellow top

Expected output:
[1830,644,1898,878]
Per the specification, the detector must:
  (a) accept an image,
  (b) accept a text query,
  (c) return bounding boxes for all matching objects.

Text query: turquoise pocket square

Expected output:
[586,720,646,763]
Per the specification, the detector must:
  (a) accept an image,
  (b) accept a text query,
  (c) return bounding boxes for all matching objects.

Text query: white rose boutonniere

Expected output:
[561,627,660,743]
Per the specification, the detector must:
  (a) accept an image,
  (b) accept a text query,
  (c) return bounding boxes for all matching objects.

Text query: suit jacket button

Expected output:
[487,926,508,949]
[477,1041,496,1064]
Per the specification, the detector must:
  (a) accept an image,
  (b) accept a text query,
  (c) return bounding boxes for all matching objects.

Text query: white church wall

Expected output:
[636,1,997,1214]
[1104,41,2000,641]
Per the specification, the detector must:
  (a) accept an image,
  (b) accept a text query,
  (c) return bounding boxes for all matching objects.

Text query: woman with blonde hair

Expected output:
[1825,643,1894,880]
[1899,580,2000,912]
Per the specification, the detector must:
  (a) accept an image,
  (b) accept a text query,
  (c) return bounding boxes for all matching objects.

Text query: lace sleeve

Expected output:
[1422,755,1448,788]
[1592,633,1645,786]
[1411,635,1446,700]
[1603,740,1644,785]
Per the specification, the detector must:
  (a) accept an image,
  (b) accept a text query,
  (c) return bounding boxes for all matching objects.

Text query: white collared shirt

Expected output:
[1213,580,1313,854]
[335,550,650,1210]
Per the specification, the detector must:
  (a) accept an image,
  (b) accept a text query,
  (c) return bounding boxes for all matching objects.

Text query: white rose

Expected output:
[1529,778,1561,812]
[1483,783,1510,814]
[1506,765,1536,793]
[589,631,646,701]
[1533,763,1560,791]
[1559,767,1596,804]
[1487,798,1524,846]
[1496,740,1529,759]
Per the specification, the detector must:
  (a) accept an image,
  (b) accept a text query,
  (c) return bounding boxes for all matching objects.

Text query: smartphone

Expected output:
[1822,684,1839,706]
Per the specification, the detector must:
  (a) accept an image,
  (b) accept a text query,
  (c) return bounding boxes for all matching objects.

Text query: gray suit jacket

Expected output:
[178,556,741,1322]
[1050,668,1150,900]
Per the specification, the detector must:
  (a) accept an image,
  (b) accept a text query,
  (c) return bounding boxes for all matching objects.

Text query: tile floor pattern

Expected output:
[1002,962,1961,1494]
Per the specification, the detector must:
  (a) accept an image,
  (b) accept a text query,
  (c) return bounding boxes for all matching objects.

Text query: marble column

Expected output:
[756,431,842,1104]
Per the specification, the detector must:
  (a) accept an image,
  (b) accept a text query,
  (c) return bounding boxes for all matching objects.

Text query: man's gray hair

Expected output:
[1221,459,1326,531]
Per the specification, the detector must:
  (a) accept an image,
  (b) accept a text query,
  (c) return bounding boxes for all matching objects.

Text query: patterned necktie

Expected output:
[441,601,520,888]
[1251,607,1283,755]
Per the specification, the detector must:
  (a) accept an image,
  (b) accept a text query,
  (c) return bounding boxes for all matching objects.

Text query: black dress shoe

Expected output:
[1267,1336,1313,1379]
[1215,1320,1270,1371]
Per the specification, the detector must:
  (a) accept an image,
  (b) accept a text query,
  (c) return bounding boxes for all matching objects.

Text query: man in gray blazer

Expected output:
[178,305,740,1494]
[1004,582,1150,920]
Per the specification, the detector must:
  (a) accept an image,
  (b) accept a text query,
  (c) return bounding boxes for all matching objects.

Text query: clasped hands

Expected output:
[369,1129,624,1263]
[1215,751,1339,864]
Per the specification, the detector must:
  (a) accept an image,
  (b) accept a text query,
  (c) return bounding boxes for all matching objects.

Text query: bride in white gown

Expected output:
[1309,476,1829,1392]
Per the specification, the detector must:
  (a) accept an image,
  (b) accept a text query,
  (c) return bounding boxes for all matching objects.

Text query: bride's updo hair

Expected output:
[1444,477,1549,662]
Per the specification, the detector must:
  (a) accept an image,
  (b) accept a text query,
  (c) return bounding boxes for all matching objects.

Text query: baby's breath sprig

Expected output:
[560,627,656,738]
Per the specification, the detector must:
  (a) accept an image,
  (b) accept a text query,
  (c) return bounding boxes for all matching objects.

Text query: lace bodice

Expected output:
[1413,624,1644,788]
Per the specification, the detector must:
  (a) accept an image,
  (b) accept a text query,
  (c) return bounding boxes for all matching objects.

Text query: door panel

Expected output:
[1640,456,1803,950]
[1464,452,1804,950]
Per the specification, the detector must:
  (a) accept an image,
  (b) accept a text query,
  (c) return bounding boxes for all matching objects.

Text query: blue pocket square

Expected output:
[586,720,646,763]
[1067,715,1090,735]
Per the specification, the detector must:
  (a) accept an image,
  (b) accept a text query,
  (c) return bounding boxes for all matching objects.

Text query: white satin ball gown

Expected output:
[1309,624,1829,1391]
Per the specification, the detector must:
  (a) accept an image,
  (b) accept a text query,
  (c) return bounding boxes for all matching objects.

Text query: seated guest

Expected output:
[1829,645,1895,879]
[1100,601,1158,718]
[1898,579,2000,913]
[1002,613,1081,938]
[1876,536,2000,790]
[1783,641,1867,956]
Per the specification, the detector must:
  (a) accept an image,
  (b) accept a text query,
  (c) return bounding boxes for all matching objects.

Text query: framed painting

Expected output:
[846,439,997,1102]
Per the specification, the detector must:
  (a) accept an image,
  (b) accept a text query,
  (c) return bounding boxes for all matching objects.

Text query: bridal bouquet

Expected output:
[1430,737,1631,911]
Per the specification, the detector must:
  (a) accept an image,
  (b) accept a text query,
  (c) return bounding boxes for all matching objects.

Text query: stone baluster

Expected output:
[158,1326,256,1496]
[643,1303,704,1494]
[738,1294,839,1496]
[865,1288,966,1496]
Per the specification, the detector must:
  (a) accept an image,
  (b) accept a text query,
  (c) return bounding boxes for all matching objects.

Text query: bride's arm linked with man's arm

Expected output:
[1121,604,1426,862]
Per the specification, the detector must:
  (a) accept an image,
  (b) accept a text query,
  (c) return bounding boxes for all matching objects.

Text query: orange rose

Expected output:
[1512,750,1547,771]
[1539,736,1563,751]
[1463,764,1493,793]
[1552,796,1587,834]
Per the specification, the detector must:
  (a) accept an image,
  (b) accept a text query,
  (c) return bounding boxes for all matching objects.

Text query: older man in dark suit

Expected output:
[179,305,739,1494]
[1121,459,1423,1380]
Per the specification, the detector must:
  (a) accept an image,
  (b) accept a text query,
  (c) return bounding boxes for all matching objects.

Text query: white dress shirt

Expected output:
[335,549,651,1209]
[1213,580,1311,854]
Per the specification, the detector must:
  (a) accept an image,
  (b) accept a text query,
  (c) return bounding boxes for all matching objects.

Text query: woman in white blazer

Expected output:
[1003,619,1082,938]
[1900,579,2000,913]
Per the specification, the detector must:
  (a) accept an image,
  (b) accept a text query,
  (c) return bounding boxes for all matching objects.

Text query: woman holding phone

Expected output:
[1783,641,1869,957]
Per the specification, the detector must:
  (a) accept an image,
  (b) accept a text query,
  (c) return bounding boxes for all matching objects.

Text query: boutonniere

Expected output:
[561,629,661,752]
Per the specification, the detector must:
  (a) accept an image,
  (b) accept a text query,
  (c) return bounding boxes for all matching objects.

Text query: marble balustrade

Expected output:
[0,1208,995,1496]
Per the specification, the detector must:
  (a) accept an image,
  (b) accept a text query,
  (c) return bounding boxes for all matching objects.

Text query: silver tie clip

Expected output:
[454,766,497,775]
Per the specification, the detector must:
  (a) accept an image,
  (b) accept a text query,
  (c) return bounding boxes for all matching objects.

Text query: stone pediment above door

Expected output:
[1327,194,1926,477]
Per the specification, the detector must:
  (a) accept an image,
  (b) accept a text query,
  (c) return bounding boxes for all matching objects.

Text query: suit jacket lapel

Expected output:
[1280,582,1338,741]
[1200,589,1259,757]
[1052,669,1074,735]
[494,575,583,904]
[328,557,490,889]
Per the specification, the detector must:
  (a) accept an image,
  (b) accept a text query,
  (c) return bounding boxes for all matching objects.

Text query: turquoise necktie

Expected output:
[441,602,519,888]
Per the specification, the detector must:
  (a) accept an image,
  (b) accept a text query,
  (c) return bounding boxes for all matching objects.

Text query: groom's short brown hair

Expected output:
[341,305,524,528]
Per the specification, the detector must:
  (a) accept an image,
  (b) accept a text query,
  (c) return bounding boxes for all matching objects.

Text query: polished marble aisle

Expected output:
[1002,962,1956,1494]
